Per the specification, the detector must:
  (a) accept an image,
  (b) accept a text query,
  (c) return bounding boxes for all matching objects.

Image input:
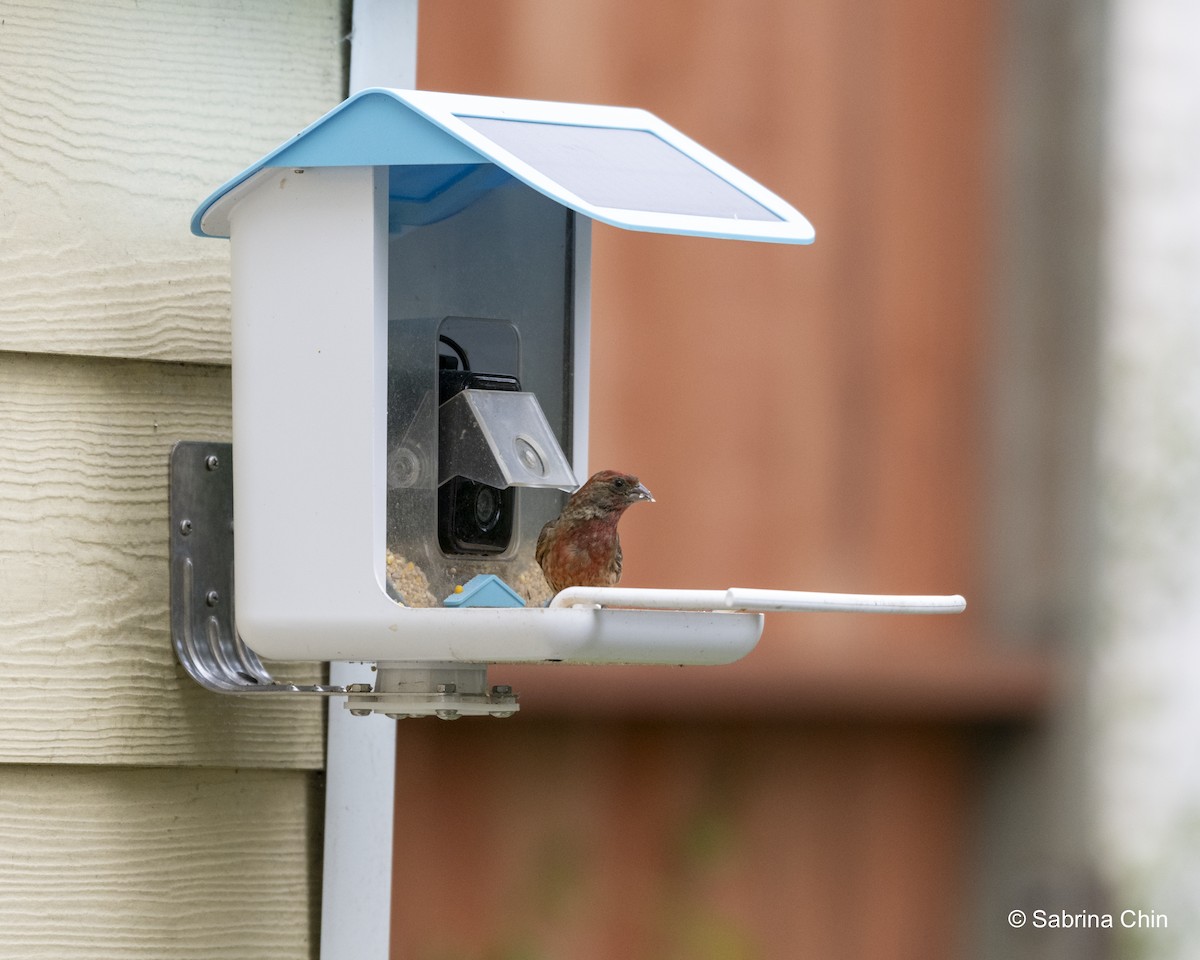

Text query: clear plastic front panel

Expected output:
[385,174,578,606]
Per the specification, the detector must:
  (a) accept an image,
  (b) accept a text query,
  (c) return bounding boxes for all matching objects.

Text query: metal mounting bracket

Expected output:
[168,440,518,718]
[169,440,345,696]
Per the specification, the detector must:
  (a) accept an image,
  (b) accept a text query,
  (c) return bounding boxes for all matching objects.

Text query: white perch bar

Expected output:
[548,586,967,615]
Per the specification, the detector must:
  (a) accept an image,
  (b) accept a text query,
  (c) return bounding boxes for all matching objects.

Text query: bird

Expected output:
[536,470,655,593]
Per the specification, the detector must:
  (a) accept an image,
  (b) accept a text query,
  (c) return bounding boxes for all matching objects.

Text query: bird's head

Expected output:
[567,469,655,519]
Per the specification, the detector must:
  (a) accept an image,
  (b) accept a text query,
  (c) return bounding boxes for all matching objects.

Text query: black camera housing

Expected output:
[437,365,521,556]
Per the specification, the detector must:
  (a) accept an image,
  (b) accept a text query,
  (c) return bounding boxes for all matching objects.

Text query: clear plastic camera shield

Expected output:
[439,390,576,491]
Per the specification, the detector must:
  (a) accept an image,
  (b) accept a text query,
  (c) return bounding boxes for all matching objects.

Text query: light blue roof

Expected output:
[192,88,815,244]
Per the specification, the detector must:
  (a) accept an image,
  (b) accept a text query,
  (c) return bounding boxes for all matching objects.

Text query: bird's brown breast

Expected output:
[536,515,622,592]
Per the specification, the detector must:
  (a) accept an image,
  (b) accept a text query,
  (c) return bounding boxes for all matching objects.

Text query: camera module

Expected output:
[437,348,520,556]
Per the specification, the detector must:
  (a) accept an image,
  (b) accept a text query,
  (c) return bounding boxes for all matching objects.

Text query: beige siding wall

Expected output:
[0,2,345,956]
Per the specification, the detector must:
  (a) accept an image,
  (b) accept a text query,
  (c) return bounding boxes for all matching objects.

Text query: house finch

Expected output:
[536,470,655,593]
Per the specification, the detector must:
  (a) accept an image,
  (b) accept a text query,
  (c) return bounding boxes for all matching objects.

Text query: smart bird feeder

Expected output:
[170,88,963,719]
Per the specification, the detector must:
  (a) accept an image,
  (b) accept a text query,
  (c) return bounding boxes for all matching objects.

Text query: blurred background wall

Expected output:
[386,1,1199,958]
[1094,1,1200,958]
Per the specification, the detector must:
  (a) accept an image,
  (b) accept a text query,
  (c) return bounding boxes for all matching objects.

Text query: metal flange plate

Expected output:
[168,440,344,695]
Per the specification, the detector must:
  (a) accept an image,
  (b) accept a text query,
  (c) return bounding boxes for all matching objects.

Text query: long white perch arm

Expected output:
[548,586,967,615]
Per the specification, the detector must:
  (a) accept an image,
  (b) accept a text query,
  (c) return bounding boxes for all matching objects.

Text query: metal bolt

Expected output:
[205,590,220,607]
[179,518,193,536]
[435,682,457,694]
[204,454,220,471]
[349,709,373,718]
[345,683,372,694]
[435,709,461,721]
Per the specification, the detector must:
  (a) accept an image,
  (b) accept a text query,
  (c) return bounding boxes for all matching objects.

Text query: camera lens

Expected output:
[473,485,501,532]
[438,478,513,556]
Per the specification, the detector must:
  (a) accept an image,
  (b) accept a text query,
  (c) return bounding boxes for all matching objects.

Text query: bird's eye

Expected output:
[613,477,626,489]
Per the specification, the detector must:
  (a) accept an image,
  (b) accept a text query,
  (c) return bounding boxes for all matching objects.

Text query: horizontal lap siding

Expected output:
[0,765,321,959]
[0,2,346,957]
[0,351,326,768]
[0,0,346,364]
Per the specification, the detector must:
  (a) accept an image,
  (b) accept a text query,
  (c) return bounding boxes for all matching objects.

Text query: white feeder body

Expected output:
[193,88,831,664]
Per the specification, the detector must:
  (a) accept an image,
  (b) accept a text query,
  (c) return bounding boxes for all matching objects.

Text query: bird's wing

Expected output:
[535,520,552,568]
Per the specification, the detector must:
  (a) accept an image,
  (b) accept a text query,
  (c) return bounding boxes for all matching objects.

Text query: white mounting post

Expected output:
[321,4,418,958]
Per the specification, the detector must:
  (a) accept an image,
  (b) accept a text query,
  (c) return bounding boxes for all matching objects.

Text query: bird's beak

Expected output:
[634,482,655,503]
